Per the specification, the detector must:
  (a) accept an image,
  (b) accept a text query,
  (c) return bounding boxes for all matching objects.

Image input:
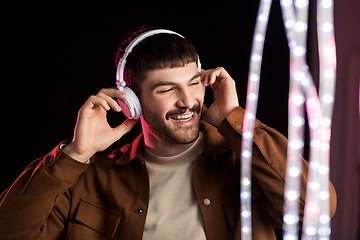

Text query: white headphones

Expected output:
[116,29,202,119]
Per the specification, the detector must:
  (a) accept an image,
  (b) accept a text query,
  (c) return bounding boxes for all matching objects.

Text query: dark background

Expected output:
[2,0,290,190]
[2,1,359,239]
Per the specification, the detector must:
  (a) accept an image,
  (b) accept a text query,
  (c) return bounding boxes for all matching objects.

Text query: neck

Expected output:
[142,129,197,157]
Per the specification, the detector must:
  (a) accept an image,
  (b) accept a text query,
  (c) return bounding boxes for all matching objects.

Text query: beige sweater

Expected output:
[142,134,206,240]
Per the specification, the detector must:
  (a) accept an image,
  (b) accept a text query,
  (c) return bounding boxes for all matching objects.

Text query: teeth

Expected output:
[172,112,194,121]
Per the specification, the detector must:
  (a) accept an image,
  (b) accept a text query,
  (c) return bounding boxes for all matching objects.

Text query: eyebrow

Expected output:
[150,72,201,91]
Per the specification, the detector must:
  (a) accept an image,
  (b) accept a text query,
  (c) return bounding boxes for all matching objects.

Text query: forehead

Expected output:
[142,62,199,87]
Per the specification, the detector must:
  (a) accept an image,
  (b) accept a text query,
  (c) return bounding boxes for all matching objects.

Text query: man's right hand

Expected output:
[63,88,138,163]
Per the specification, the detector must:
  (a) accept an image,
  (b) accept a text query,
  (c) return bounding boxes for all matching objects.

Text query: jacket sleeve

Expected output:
[0,142,90,240]
[218,106,337,228]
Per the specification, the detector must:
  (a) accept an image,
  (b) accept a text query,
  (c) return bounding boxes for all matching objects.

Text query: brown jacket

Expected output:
[0,107,337,239]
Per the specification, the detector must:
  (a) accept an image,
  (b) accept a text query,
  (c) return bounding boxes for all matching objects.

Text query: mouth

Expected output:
[169,112,194,122]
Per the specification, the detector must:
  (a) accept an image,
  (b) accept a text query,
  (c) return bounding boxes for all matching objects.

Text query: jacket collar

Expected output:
[115,120,231,165]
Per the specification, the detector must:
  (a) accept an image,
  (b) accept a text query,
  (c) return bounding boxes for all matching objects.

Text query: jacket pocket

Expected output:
[222,199,240,228]
[74,199,122,238]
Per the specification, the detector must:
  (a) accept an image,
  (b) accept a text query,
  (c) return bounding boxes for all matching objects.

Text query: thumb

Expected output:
[201,103,222,127]
[113,118,139,139]
[201,104,209,120]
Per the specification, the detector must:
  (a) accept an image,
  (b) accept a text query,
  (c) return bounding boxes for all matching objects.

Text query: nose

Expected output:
[176,88,197,109]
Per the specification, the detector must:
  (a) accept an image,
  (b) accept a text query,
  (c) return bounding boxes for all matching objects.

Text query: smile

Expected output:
[170,112,194,122]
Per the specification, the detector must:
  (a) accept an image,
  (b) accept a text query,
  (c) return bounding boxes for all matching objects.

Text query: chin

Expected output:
[142,104,202,145]
[163,120,201,144]
[167,130,200,144]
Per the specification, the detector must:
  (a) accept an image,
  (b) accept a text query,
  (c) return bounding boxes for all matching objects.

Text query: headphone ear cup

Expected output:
[117,86,142,119]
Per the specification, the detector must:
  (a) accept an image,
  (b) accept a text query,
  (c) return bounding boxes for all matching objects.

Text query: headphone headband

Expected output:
[123,29,184,60]
[116,29,201,91]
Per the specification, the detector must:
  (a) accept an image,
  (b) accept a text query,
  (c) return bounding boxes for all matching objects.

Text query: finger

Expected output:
[201,70,211,87]
[85,95,111,111]
[97,91,121,112]
[113,118,139,140]
[210,68,224,85]
[99,88,126,100]
[201,69,210,86]
[201,67,222,86]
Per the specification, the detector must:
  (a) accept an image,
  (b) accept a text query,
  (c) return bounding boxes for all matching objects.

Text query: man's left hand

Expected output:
[201,67,239,127]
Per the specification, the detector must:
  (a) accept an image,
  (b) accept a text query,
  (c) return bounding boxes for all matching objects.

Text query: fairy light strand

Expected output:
[302,0,336,239]
[279,1,311,239]
[240,0,273,239]
[278,0,336,239]
[243,0,336,239]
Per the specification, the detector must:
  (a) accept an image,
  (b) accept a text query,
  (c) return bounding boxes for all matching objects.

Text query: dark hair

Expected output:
[114,26,199,96]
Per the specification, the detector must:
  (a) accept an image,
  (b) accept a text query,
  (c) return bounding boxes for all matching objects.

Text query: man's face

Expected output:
[139,62,204,144]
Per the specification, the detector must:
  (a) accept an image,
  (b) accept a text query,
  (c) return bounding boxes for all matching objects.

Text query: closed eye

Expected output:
[189,77,201,86]
[157,87,175,94]
[190,81,200,86]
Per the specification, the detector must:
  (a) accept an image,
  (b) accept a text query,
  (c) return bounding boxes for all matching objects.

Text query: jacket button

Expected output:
[135,209,143,214]
[203,199,211,206]
[234,121,242,128]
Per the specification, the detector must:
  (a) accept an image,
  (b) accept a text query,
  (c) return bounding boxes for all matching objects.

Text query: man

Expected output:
[0,27,336,239]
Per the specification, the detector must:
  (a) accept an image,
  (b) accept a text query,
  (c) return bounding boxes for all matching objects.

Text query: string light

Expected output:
[278,0,336,239]
[279,2,309,239]
[243,0,336,239]
[240,0,273,239]
[301,0,336,239]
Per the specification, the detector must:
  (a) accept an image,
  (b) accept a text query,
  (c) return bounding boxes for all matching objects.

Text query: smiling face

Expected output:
[139,62,204,146]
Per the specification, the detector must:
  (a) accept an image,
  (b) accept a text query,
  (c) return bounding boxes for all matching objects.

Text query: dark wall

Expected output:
[2,0,290,191]
[3,0,359,239]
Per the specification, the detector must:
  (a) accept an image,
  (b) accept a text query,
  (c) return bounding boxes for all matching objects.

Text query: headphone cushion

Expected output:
[117,87,142,119]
